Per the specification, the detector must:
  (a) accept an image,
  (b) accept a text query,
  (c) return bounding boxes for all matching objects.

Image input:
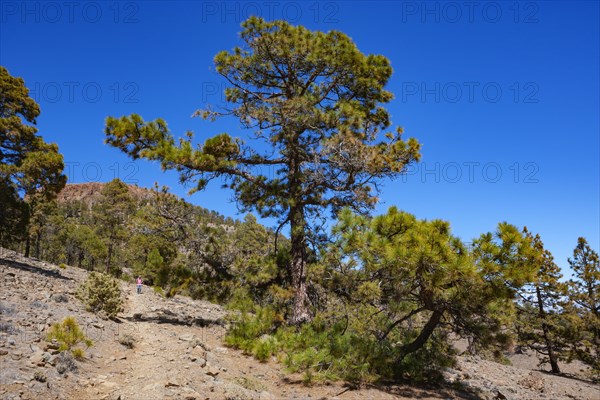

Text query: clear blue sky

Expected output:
[2,1,598,275]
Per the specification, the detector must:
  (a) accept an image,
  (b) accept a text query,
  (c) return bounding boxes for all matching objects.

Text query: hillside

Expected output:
[25,179,264,301]
[55,182,234,226]
[1,249,598,400]
[57,182,154,205]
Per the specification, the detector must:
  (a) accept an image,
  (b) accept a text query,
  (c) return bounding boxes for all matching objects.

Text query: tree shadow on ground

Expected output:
[374,382,480,399]
[121,312,225,328]
[537,368,598,385]
[0,258,72,281]
[280,376,480,399]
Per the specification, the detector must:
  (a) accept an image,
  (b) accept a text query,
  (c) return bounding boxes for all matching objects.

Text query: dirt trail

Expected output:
[75,287,226,400]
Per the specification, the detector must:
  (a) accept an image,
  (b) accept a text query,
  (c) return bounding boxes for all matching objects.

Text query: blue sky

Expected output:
[1,1,598,275]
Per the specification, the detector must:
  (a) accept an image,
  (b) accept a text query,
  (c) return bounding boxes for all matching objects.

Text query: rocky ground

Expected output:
[1,248,598,400]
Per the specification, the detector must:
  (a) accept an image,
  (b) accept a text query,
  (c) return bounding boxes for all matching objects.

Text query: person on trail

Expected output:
[136,276,143,294]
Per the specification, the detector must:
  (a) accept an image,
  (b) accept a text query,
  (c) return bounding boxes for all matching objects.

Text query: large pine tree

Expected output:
[0,66,66,251]
[104,17,420,323]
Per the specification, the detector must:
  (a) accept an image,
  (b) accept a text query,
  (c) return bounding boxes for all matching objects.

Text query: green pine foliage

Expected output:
[33,180,287,305]
[104,17,421,324]
[224,207,543,384]
[0,67,66,250]
[77,272,123,319]
[515,228,569,373]
[566,238,600,379]
[93,179,135,275]
[46,316,93,358]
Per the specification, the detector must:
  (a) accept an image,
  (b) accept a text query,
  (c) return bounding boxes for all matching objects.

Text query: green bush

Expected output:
[46,316,93,358]
[153,285,164,297]
[224,303,456,385]
[77,272,123,318]
[121,272,132,283]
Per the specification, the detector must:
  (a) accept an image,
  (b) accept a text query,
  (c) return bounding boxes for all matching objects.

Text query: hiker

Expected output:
[136,276,143,294]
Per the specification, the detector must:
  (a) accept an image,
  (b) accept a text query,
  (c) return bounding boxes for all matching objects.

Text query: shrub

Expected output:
[153,286,164,297]
[33,371,46,382]
[77,272,123,318]
[119,333,135,349]
[225,302,281,354]
[71,348,85,359]
[59,263,67,269]
[46,317,93,358]
[52,293,68,303]
[121,272,132,283]
[224,303,455,385]
[253,335,278,362]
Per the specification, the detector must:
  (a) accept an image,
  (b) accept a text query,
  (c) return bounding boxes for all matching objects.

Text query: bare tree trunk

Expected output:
[289,205,310,325]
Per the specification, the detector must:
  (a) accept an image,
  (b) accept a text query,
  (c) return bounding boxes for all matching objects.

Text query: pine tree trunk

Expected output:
[289,205,310,325]
[24,235,31,257]
[536,286,560,373]
[106,242,113,274]
[397,309,443,362]
[34,231,41,259]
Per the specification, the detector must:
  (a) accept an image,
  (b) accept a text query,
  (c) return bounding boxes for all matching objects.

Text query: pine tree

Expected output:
[92,179,134,274]
[0,178,29,245]
[0,66,66,251]
[566,237,600,376]
[104,18,420,323]
[516,228,567,373]
[328,208,537,371]
[145,248,167,287]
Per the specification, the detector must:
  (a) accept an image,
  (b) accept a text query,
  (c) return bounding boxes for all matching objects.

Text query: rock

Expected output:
[165,380,180,387]
[46,340,60,350]
[192,345,207,358]
[29,351,45,366]
[205,365,220,377]
[194,357,207,367]
[518,371,545,392]
[179,333,195,342]
[494,390,508,400]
